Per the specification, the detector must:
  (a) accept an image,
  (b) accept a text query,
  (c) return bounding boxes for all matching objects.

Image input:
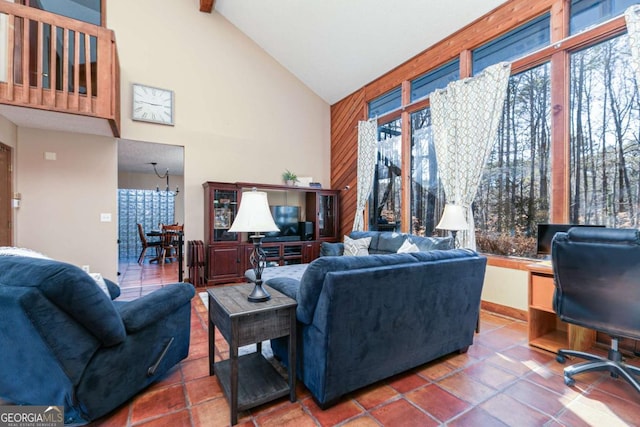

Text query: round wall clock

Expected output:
[132,83,174,125]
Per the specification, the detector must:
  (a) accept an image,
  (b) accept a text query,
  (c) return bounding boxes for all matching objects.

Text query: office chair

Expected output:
[552,227,640,392]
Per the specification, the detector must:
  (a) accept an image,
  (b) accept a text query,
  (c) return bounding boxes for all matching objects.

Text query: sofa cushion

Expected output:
[343,236,371,256]
[410,235,454,251]
[349,231,380,251]
[397,239,420,253]
[320,241,344,257]
[373,232,407,253]
[297,254,418,324]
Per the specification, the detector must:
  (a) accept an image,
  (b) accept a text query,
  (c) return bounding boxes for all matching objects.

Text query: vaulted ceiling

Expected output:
[208,0,509,104]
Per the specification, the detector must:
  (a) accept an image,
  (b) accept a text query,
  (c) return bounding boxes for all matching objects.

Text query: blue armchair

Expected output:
[0,255,195,425]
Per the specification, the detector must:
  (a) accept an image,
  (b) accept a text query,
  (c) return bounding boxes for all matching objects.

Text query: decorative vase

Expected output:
[286,180,295,186]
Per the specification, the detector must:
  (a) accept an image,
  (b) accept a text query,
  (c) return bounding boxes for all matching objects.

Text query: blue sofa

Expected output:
[265,235,486,407]
[0,255,195,425]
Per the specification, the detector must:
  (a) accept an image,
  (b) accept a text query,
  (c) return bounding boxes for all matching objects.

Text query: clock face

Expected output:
[132,84,174,125]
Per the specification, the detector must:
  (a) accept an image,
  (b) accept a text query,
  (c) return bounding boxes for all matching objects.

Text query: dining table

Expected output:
[146,229,184,282]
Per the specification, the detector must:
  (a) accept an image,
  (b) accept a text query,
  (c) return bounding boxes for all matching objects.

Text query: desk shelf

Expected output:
[527,263,595,353]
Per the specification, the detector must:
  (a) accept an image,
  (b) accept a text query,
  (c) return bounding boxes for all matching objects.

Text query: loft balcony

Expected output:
[0,2,120,137]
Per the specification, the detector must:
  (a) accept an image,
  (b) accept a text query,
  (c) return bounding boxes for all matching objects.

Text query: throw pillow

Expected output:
[89,272,111,296]
[397,239,420,253]
[0,246,50,259]
[343,235,371,256]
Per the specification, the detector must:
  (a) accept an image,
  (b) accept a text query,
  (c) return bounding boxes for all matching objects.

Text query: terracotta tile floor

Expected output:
[93,260,640,426]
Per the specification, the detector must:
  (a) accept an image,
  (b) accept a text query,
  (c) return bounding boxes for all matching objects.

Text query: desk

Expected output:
[147,230,184,282]
[527,262,595,353]
[208,284,297,425]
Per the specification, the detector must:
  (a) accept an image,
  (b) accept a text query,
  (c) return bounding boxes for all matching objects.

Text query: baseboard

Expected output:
[481,300,527,322]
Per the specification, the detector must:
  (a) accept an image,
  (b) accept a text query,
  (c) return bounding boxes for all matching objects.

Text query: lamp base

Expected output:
[247,281,271,302]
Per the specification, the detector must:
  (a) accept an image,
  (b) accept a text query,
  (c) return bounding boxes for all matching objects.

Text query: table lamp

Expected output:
[228,188,280,302]
[436,204,468,248]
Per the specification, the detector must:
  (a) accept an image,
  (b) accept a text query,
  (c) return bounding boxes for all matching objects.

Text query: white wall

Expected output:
[108,0,331,246]
[4,1,330,280]
[15,128,118,278]
[482,265,529,312]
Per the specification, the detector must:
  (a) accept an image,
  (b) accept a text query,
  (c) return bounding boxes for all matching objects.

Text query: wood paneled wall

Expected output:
[330,88,365,238]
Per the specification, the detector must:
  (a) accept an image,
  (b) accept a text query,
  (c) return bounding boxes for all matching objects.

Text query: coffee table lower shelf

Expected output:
[214,352,290,411]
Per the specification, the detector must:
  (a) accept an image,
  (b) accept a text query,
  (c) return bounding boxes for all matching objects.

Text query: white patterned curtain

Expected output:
[353,119,378,231]
[430,62,511,249]
[625,5,640,82]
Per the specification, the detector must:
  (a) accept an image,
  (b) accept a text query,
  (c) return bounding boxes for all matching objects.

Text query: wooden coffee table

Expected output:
[208,284,297,425]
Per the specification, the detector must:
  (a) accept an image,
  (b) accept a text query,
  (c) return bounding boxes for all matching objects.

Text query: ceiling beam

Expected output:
[200,0,215,13]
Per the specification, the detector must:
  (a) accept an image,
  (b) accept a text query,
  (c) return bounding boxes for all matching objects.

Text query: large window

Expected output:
[410,60,459,102]
[410,109,446,236]
[472,14,550,74]
[569,34,640,227]
[368,87,402,119]
[570,0,637,34]
[369,119,402,231]
[475,63,551,257]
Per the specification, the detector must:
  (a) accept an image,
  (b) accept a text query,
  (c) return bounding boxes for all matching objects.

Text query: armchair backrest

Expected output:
[0,256,126,346]
[552,227,640,339]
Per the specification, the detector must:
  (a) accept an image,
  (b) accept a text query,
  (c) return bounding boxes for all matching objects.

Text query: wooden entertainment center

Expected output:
[203,181,340,285]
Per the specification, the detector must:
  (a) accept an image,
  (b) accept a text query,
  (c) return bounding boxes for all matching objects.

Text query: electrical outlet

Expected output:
[82,265,90,273]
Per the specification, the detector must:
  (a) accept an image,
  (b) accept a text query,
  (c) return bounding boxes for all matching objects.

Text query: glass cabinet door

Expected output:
[212,189,238,242]
[318,193,337,239]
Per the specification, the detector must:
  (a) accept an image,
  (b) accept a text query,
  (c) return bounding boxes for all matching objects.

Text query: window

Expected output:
[569,34,640,227]
[368,87,402,118]
[570,0,637,34]
[474,63,552,257]
[19,0,102,26]
[118,189,176,260]
[369,119,402,231]
[410,109,446,236]
[410,60,460,102]
[472,14,550,75]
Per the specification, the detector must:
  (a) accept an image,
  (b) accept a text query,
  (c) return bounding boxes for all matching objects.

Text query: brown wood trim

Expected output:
[485,254,536,271]
[482,300,528,322]
[200,0,215,13]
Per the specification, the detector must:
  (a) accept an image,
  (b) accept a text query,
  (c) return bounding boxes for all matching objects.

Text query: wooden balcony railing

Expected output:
[0,2,120,136]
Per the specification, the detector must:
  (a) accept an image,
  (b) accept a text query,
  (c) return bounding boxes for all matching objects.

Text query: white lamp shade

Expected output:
[228,190,280,233]
[436,204,468,231]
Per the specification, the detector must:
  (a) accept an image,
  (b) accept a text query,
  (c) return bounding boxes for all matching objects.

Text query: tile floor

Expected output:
[92,260,640,426]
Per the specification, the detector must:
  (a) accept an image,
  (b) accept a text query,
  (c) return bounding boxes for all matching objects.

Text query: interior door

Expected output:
[0,143,11,246]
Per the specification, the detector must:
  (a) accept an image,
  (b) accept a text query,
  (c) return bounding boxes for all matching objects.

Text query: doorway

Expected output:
[0,143,11,246]
[117,140,184,264]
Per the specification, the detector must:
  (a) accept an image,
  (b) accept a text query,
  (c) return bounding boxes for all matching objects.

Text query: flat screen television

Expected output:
[263,206,300,242]
[536,223,605,256]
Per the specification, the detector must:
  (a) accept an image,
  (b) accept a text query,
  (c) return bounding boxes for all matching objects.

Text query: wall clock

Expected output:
[132,83,174,125]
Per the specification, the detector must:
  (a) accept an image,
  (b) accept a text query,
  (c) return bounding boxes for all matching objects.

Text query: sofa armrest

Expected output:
[265,277,299,300]
[117,283,195,333]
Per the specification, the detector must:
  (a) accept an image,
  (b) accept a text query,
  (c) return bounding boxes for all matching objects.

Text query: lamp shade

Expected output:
[436,204,468,231]
[228,190,280,233]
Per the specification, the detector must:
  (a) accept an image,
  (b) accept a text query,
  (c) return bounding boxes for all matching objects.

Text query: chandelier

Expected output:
[150,162,179,194]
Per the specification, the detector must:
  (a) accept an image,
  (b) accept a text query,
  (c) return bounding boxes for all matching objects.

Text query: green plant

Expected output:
[282,169,298,183]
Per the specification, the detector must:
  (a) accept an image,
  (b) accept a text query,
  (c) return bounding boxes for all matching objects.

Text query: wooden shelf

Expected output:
[214,353,290,411]
[527,262,595,354]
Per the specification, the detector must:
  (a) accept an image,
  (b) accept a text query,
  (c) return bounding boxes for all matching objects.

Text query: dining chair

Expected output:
[160,224,183,265]
[137,223,162,265]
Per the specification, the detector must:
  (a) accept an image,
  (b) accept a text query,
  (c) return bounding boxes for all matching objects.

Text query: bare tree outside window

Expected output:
[475,63,551,257]
[570,34,640,229]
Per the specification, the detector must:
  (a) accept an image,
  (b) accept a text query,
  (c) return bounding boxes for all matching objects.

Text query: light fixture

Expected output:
[228,188,280,302]
[150,162,179,194]
[436,204,468,248]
